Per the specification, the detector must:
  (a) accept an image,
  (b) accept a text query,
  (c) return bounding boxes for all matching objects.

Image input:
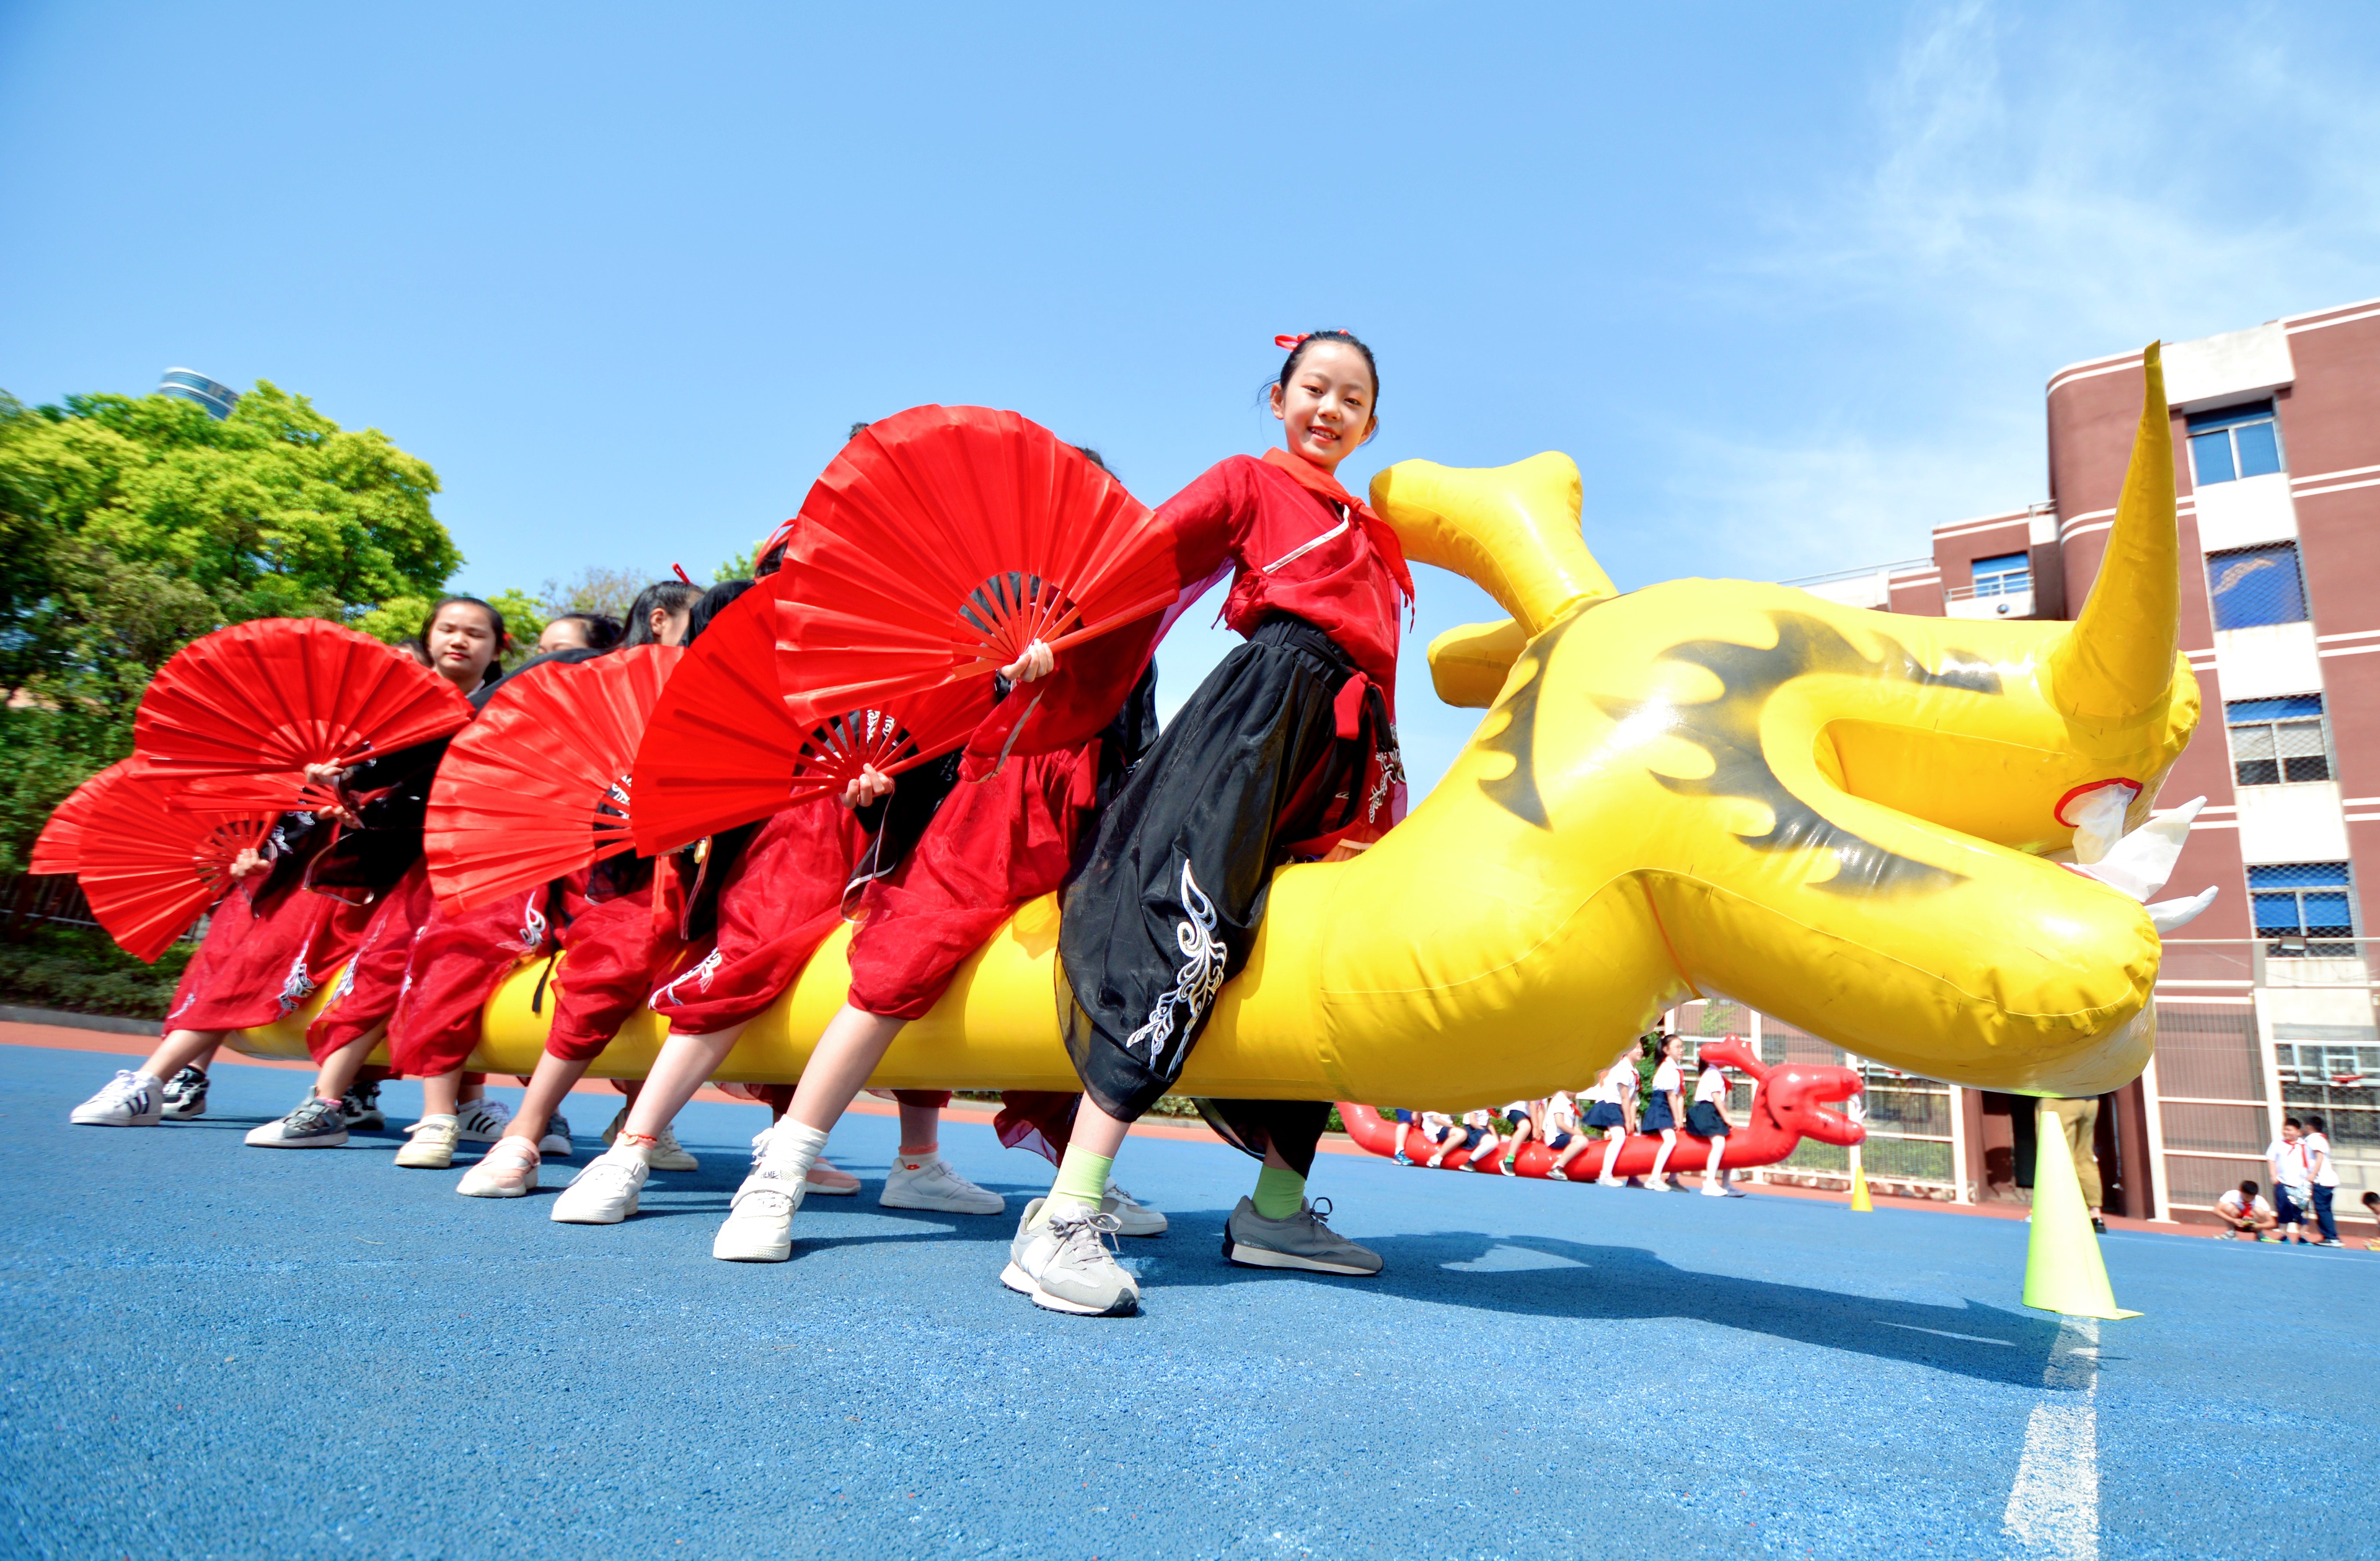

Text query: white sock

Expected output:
[760,1120,830,1179]
[895,1148,940,1172]
[134,1071,162,1088]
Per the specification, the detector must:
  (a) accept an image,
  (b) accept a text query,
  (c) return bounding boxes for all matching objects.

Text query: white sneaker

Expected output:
[604,1108,697,1171]
[457,1138,540,1198]
[453,1097,512,1144]
[647,1123,697,1172]
[395,1114,459,1168]
[1102,1178,1168,1237]
[879,1152,1004,1215]
[539,1113,573,1158]
[806,1158,860,1196]
[71,1070,163,1127]
[551,1145,648,1224]
[1000,1198,1138,1316]
[713,1129,814,1261]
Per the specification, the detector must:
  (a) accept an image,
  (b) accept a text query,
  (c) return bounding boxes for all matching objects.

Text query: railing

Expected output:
[1774,558,1936,591]
[1,873,102,934]
[1944,576,2032,601]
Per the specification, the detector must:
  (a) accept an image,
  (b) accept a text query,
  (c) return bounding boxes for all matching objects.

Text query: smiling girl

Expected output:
[1007,329,1413,1316]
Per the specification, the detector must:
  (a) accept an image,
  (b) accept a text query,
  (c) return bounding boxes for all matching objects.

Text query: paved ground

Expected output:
[2,1042,2374,1560]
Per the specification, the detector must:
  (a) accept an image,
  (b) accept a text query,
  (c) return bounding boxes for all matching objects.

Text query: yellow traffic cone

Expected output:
[2022,1099,2140,1319]
[1849,1162,1874,1212]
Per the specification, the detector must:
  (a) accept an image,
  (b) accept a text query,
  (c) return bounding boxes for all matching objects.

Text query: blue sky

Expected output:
[4,2,2375,791]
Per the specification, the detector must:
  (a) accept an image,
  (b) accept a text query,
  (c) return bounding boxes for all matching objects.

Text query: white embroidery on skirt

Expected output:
[328,957,358,1005]
[651,947,725,1009]
[1124,860,1227,1068]
[519,900,549,950]
[276,956,317,1016]
[1366,747,1406,824]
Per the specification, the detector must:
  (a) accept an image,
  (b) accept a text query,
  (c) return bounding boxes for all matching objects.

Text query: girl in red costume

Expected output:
[66,607,506,1132]
[371,591,692,1172]
[236,597,513,1151]
[619,434,1169,1265]
[550,559,1020,1228]
[454,581,745,1198]
[1014,330,1408,1315]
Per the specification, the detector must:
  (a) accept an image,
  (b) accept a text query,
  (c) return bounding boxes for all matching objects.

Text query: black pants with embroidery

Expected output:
[1056,615,1393,1176]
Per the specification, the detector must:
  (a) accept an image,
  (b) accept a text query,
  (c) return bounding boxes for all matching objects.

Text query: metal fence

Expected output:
[1666,998,1960,1198]
[1,873,101,933]
[2154,938,2378,1214]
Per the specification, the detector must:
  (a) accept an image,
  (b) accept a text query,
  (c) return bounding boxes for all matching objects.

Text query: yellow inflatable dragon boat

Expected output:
[229,348,2198,1106]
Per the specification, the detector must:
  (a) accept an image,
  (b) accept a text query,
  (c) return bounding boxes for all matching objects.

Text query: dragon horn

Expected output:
[2047,343,2182,722]
[1369,454,1618,636]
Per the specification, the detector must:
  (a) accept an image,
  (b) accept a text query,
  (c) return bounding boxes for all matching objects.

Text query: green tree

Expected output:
[0,382,462,870]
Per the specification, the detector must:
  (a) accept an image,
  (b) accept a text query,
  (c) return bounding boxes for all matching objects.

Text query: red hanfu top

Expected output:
[966,448,1413,848]
[1166,447,1413,703]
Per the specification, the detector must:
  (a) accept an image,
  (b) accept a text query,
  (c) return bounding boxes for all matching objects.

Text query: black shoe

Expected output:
[341,1081,385,1130]
[159,1066,209,1121]
[2091,1216,2107,1234]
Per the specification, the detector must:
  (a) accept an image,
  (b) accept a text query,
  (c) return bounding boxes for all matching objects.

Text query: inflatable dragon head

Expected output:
[1308,345,2194,1104]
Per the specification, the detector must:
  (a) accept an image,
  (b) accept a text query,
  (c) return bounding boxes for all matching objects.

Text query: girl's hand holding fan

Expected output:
[630,573,995,856]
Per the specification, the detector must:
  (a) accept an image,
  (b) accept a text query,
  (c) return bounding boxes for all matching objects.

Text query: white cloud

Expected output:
[1648,0,2380,583]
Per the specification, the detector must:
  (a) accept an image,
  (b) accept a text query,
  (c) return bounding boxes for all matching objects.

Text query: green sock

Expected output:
[1039,1145,1113,1225]
[1253,1164,1307,1220]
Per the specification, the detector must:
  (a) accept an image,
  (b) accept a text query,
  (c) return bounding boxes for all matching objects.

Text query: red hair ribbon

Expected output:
[671,563,694,584]
[1274,329,1353,351]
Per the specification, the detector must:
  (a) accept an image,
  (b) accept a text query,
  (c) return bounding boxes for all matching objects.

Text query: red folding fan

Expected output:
[29,759,139,877]
[770,405,1181,719]
[134,618,475,808]
[631,574,992,855]
[422,645,684,913]
[75,768,277,962]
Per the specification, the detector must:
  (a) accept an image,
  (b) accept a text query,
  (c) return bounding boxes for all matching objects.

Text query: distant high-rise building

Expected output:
[157,369,239,420]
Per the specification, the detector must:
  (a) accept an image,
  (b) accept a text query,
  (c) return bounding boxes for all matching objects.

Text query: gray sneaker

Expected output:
[1222,1196,1382,1276]
[1101,1178,1168,1238]
[1000,1198,1139,1316]
[244,1095,351,1149]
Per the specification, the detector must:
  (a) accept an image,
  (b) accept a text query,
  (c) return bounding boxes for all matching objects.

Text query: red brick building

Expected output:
[1773,297,2380,1224]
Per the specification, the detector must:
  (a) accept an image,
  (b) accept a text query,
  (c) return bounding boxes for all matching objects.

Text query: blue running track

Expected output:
[2,1042,2375,1559]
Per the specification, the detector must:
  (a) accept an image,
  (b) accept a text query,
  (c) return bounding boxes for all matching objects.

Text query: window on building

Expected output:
[2205,543,2308,630]
[1969,550,2030,597]
[2247,861,2355,954]
[2187,400,2284,486]
[2274,1042,2380,1081]
[2226,695,2330,786]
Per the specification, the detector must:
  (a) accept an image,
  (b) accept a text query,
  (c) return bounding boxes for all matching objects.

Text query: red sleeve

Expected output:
[1157,455,1253,586]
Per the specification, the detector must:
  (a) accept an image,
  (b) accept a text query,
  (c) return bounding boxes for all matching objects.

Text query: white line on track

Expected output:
[2002,1316,2100,1559]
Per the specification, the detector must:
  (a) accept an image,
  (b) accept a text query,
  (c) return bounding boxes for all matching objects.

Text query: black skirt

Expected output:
[1058,615,1395,1159]
[1687,1101,1730,1138]
[1642,1095,1678,1133]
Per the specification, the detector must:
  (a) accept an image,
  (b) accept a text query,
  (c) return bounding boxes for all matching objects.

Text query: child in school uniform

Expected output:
[1643,1035,1687,1190]
[1689,1055,1745,1197]
[1584,1056,1639,1186]
[1541,1090,1588,1180]
[1494,1099,1538,1175]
